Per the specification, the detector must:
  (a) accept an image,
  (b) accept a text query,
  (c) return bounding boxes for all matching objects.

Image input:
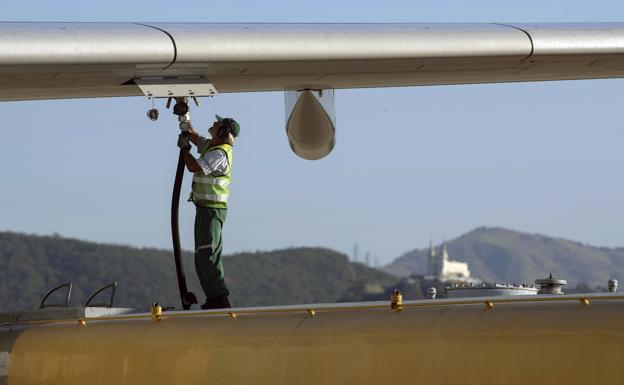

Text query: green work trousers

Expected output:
[194,206,230,301]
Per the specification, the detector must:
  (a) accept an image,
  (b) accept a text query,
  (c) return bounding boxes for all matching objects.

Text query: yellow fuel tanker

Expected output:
[2,294,624,385]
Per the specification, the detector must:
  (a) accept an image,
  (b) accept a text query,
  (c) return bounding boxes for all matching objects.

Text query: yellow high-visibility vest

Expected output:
[191,143,232,209]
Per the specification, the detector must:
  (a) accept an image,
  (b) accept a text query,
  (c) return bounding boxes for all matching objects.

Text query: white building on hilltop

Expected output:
[427,242,471,282]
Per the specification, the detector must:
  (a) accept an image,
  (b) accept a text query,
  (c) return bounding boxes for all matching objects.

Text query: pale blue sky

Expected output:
[0,0,622,264]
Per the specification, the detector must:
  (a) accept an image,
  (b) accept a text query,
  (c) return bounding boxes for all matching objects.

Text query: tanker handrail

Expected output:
[3,292,623,327]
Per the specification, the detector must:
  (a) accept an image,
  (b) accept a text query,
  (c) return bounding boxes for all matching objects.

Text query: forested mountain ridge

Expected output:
[0,231,396,312]
[2,228,618,313]
[384,227,624,287]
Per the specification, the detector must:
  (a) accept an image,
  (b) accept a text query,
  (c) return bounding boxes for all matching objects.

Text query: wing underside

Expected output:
[1,22,624,101]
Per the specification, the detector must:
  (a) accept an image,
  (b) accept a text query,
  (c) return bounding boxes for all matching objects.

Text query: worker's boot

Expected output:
[201,295,231,309]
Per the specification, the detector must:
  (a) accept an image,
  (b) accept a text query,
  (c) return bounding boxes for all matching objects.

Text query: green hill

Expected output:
[0,232,397,313]
[3,227,618,313]
[383,227,624,287]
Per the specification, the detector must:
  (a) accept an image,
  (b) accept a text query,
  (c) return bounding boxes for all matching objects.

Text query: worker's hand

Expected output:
[187,122,196,135]
[177,134,191,151]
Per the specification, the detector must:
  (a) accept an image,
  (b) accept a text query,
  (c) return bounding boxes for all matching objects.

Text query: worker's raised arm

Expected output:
[183,151,202,173]
[187,124,205,148]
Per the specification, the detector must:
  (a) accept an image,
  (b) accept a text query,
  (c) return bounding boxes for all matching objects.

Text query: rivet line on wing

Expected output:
[134,23,178,69]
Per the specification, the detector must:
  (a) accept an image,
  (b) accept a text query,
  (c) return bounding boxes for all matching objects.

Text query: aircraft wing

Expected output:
[3,22,624,159]
[2,22,624,101]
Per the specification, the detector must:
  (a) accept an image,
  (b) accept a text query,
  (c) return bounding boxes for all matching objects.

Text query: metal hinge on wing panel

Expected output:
[134,77,218,98]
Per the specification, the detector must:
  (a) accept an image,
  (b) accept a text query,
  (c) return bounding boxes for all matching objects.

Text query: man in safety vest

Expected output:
[177,115,240,309]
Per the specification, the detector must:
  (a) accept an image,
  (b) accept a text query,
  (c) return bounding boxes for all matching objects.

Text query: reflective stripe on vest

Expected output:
[192,192,229,202]
[192,175,230,188]
[191,143,233,208]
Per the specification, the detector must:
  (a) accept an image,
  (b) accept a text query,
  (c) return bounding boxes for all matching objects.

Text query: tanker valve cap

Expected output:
[391,289,403,311]
[151,302,163,321]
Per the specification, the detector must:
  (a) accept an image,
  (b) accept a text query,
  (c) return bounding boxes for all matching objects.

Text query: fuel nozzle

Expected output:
[170,97,191,132]
[168,96,200,132]
[178,114,191,132]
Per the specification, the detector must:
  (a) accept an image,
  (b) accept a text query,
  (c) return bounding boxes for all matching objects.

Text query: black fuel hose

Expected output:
[171,143,198,310]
